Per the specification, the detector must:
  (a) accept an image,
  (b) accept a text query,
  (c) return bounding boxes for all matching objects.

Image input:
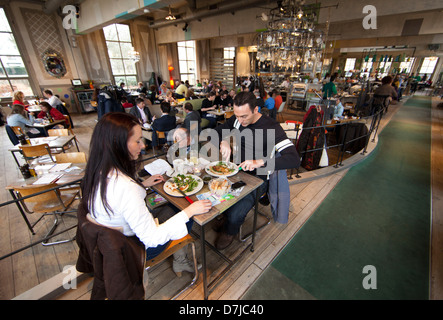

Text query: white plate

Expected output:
[163,174,203,197]
[205,161,239,177]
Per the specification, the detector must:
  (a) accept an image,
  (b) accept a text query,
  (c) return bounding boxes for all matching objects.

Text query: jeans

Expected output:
[223,179,268,235]
[145,203,193,260]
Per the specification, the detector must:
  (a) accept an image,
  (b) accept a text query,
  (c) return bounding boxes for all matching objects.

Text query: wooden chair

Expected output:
[63,115,75,135]
[55,152,87,164]
[48,128,75,152]
[145,234,198,300]
[11,125,26,136]
[152,131,166,156]
[48,128,70,136]
[13,183,79,245]
[19,143,55,164]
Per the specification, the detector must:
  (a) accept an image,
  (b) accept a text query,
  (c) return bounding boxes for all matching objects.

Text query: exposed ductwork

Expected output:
[149,0,271,29]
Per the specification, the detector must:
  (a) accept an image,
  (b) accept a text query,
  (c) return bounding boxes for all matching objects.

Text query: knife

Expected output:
[177,188,194,204]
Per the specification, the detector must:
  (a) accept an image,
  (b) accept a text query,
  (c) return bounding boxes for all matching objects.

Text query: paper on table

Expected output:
[32,173,63,185]
[144,159,172,176]
[49,163,71,172]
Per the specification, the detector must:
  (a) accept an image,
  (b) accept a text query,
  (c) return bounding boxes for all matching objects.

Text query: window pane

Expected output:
[114,76,126,86]
[187,61,195,73]
[0,33,19,55]
[10,79,33,96]
[110,59,125,75]
[179,61,187,74]
[125,76,137,87]
[187,74,195,85]
[186,47,195,60]
[178,47,186,59]
[106,41,122,58]
[123,59,136,74]
[0,79,12,97]
[0,8,12,32]
[103,24,118,41]
[0,64,5,77]
[1,56,28,77]
[177,41,186,47]
[116,24,131,42]
[120,42,133,59]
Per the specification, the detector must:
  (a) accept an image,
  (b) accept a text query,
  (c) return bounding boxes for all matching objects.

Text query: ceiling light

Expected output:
[165,6,176,20]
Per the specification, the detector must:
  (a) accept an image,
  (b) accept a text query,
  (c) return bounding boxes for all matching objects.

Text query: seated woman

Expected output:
[7,104,44,138]
[81,112,212,275]
[37,102,68,127]
[13,91,29,110]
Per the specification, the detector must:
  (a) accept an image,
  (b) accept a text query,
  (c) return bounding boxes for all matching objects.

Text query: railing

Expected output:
[286,101,388,179]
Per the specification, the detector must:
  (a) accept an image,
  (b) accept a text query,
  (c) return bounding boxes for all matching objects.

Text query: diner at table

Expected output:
[7,104,44,138]
[79,112,212,279]
[213,91,300,249]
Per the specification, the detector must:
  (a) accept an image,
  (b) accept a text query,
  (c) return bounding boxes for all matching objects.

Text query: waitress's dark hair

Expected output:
[81,112,143,217]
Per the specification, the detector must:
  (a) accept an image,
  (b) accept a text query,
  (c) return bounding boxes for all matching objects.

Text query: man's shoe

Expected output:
[215,232,234,250]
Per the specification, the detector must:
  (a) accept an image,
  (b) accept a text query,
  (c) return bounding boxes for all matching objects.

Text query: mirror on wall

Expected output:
[41,49,67,78]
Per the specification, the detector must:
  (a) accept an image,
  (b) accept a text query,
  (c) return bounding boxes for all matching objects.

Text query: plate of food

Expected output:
[163,174,203,197]
[205,161,238,177]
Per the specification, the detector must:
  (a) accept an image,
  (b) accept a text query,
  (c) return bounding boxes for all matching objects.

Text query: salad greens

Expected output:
[173,174,199,192]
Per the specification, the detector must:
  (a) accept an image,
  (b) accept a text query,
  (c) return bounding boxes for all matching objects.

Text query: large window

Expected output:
[103,23,137,87]
[177,40,197,85]
[0,8,33,98]
[419,56,438,76]
[344,58,356,72]
[399,57,415,74]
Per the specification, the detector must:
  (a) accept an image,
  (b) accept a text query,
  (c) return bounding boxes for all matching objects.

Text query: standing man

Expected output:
[213,92,300,249]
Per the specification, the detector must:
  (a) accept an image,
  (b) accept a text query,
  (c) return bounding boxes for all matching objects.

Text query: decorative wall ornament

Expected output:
[41,49,67,78]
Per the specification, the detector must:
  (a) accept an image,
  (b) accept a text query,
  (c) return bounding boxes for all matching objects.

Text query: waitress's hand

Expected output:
[142,174,165,188]
[183,200,212,218]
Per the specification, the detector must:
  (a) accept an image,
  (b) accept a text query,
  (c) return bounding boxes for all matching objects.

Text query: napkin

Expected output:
[144,159,172,176]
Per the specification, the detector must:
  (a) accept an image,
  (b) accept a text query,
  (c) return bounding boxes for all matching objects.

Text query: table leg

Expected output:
[251,188,260,252]
[200,224,208,300]
[8,189,35,234]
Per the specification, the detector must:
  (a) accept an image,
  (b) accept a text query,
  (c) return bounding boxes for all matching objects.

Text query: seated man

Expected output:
[214,90,232,107]
[213,91,300,250]
[151,102,177,147]
[129,98,153,126]
[175,81,188,99]
[201,91,218,128]
[183,102,201,135]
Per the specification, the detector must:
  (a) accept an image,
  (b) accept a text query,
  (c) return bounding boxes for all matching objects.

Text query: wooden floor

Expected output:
[1,96,442,300]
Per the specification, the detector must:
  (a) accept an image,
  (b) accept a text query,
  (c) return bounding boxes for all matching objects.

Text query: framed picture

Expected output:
[71,79,82,86]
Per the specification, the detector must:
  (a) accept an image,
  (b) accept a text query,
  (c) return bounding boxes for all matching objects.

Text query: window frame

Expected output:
[0,7,33,99]
[103,23,138,88]
[177,40,197,86]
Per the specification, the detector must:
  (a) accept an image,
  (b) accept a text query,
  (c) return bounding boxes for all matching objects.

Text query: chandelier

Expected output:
[165,6,176,20]
[256,0,324,73]
[128,47,140,63]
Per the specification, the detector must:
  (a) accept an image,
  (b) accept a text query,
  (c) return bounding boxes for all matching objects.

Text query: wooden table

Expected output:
[30,119,66,136]
[9,135,80,168]
[5,164,85,234]
[151,170,264,299]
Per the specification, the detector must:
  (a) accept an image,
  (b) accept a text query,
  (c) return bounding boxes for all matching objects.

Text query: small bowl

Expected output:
[208,177,232,196]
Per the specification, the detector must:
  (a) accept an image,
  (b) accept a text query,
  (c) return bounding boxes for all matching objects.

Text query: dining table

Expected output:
[29,119,67,136]
[9,135,80,168]
[149,159,264,300]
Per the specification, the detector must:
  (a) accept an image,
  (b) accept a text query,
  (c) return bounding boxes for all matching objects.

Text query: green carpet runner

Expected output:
[244,96,432,300]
